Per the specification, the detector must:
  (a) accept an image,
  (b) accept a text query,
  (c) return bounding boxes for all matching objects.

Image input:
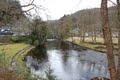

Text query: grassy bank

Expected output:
[66,37,118,52]
[0,43,31,80]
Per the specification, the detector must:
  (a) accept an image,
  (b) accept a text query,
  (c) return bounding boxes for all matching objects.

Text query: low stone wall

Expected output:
[0,36,11,43]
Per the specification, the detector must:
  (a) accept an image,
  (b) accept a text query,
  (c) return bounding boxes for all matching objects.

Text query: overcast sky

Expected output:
[19,0,116,20]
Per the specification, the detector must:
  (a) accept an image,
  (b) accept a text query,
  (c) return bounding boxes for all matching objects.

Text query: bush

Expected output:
[10,36,20,42]
[9,36,29,43]
[29,18,48,47]
[0,36,12,43]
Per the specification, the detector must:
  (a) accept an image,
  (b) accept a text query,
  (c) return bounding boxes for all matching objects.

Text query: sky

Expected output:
[19,0,116,20]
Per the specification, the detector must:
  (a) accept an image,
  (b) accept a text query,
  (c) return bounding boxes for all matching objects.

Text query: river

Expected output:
[25,41,109,80]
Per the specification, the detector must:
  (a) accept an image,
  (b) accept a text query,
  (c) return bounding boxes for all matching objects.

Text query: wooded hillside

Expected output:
[47,6,118,40]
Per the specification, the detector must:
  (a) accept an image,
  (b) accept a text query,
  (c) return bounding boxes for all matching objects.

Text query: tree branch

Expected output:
[108,0,117,6]
[21,0,35,7]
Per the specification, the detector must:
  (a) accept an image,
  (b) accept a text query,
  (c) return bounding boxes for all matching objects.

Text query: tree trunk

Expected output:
[79,29,82,42]
[117,0,120,80]
[93,26,97,43]
[92,26,97,43]
[81,26,85,42]
[92,31,94,43]
[82,29,85,42]
[101,0,117,80]
[117,31,120,80]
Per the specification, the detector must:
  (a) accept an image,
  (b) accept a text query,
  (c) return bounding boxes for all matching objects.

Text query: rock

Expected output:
[90,77,110,80]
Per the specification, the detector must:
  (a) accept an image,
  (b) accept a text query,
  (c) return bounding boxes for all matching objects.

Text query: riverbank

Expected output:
[0,43,31,79]
[66,37,118,53]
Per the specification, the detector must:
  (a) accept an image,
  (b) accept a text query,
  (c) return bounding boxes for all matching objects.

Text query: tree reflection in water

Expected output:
[26,41,109,80]
[26,45,48,71]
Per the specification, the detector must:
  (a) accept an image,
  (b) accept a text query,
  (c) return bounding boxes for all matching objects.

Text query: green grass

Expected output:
[0,43,29,59]
[0,43,31,80]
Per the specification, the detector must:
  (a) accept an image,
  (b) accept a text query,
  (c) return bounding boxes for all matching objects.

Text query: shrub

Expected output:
[29,18,48,47]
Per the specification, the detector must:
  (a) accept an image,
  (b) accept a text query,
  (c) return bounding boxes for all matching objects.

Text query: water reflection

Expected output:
[26,41,109,80]
[26,46,48,72]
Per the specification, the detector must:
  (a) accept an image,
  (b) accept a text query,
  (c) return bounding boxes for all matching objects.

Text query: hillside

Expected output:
[47,6,118,39]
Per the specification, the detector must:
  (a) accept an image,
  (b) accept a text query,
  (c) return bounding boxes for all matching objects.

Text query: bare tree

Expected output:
[101,0,117,80]
[0,0,37,16]
[0,0,46,23]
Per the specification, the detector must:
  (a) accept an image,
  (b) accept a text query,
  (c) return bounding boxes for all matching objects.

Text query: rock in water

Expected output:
[90,77,110,80]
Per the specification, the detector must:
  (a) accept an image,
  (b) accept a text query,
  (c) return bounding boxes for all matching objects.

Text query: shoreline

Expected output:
[65,40,106,53]
[65,39,118,56]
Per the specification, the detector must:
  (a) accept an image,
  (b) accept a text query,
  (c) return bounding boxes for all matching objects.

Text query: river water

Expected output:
[25,41,109,80]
